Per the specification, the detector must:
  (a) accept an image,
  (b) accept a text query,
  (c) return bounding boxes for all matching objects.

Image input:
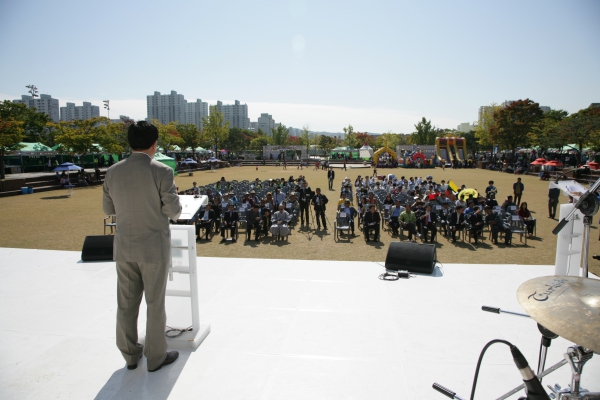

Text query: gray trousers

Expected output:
[116,261,168,370]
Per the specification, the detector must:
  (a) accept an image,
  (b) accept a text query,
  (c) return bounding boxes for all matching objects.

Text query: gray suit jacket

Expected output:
[103,153,182,265]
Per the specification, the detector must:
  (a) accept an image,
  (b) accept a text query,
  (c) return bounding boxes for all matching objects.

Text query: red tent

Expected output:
[530,158,547,165]
[545,160,564,167]
[586,161,600,170]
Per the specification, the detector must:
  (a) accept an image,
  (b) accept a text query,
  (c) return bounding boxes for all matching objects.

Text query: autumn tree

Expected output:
[151,119,182,153]
[355,132,375,147]
[49,117,123,167]
[202,109,230,152]
[410,117,437,145]
[0,101,26,179]
[176,123,202,154]
[224,128,256,153]
[490,99,543,154]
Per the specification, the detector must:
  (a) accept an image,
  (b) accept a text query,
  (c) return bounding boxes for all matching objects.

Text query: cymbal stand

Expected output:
[546,346,598,400]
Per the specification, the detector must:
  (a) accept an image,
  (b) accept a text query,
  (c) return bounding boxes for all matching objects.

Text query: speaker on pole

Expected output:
[385,242,436,274]
[81,235,114,261]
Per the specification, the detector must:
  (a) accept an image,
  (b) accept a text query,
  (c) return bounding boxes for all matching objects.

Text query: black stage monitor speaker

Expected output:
[385,242,436,274]
[81,235,114,261]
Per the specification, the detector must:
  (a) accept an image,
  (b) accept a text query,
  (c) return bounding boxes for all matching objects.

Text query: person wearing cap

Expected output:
[246,204,262,241]
[363,203,381,242]
[196,203,216,240]
[250,189,260,205]
[221,204,239,241]
[399,203,419,242]
[242,192,254,208]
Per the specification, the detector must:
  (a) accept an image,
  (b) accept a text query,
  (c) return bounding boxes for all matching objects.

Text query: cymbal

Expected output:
[517,276,600,353]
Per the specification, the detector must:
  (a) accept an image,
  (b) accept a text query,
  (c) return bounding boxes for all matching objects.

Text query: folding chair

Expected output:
[104,215,116,235]
[334,211,352,242]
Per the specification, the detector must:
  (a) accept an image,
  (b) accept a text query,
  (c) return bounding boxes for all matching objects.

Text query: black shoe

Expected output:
[148,351,179,372]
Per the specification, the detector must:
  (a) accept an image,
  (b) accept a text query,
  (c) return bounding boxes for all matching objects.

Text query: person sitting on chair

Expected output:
[261,207,272,237]
[246,204,262,241]
[363,204,381,242]
[339,200,358,235]
[196,203,216,240]
[221,204,238,241]
[270,204,291,238]
[485,206,512,245]
[420,203,437,243]
[389,199,404,236]
[501,195,517,213]
[517,202,535,237]
[468,206,484,246]
[449,205,466,243]
[399,203,419,242]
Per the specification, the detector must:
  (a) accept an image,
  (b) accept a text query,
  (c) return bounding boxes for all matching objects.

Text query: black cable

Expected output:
[470,339,513,400]
[165,325,193,338]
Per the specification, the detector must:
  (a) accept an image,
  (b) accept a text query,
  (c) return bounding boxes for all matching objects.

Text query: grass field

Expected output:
[2,164,599,276]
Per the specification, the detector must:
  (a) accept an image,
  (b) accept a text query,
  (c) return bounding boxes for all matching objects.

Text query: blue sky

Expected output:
[1,0,598,133]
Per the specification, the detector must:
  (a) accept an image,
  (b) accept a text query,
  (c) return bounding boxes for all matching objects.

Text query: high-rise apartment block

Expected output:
[147,91,186,125]
[146,91,208,131]
[13,94,60,122]
[213,100,250,130]
[257,113,275,135]
[60,102,100,121]
[186,100,209,131]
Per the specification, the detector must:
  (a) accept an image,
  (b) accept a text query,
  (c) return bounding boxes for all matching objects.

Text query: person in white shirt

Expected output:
[270,204,291,237]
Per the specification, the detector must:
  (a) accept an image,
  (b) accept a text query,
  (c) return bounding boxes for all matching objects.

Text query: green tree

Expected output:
[300,124,311,153]
[342,124,359,148]
[249,136,271,151]
[151,119,182,153]
[557,107,600,163]
[202,109,230,152]
[224,128,256,153]
[319,135,334,153]
[0,114,24,179]
[528,109,569,152]
[474,103,500,148]
[272,124,290,146]
[49,117,123,167]
[176,123,202,154]
[490,99,543,153]
[410,117,437,145]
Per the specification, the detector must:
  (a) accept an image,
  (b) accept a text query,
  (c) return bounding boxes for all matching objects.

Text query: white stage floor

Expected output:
[0,248,598,400]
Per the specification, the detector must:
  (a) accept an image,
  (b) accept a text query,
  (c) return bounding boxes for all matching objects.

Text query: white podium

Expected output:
[554,203,584,276]
[165,225,211,349]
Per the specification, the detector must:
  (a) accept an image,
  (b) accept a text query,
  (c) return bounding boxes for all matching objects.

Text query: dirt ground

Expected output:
[2,164,599,276]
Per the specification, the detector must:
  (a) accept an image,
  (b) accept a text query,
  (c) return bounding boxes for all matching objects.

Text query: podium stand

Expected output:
[554,203,584,276]
[165,225,210,349]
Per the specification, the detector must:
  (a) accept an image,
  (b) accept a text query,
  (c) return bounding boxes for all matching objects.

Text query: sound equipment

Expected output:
[384,242,436,274]
[81,235,114,261]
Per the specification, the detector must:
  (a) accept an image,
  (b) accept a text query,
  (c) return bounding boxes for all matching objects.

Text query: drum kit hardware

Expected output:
[432,177,600,399]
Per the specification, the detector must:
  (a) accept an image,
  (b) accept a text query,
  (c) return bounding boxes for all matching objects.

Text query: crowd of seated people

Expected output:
[179,175,322,243]
[332,174,534,246]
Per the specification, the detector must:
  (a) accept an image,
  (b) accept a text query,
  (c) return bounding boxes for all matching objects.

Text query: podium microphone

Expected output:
[510,345,550,400]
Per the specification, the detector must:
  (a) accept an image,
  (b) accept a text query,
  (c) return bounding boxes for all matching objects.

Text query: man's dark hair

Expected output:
[128,121,158,151]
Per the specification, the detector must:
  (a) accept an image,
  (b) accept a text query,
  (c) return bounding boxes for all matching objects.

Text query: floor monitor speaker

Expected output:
[81,235,114,261]
[385,242,436,274]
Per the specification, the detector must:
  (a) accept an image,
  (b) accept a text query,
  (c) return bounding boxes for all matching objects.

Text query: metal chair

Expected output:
[104,216,116,235]
[334,211,352,242]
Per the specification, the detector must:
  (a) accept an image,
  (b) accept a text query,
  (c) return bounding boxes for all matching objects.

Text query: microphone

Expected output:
[510,346,550,400]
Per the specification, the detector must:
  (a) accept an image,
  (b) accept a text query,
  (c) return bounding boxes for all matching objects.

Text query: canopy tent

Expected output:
[154,153,177,175]
[359,143,374,159]
[15,142,57,156]
[373,146,397,165]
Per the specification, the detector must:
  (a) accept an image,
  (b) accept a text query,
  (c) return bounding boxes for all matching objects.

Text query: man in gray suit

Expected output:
[103,121,182,372]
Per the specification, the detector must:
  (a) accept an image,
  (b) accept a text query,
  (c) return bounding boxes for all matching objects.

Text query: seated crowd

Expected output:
[179,175,326,242]
[333,174,536,246]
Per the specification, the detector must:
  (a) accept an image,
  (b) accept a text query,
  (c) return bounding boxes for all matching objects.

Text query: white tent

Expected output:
[359,143,374,159]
